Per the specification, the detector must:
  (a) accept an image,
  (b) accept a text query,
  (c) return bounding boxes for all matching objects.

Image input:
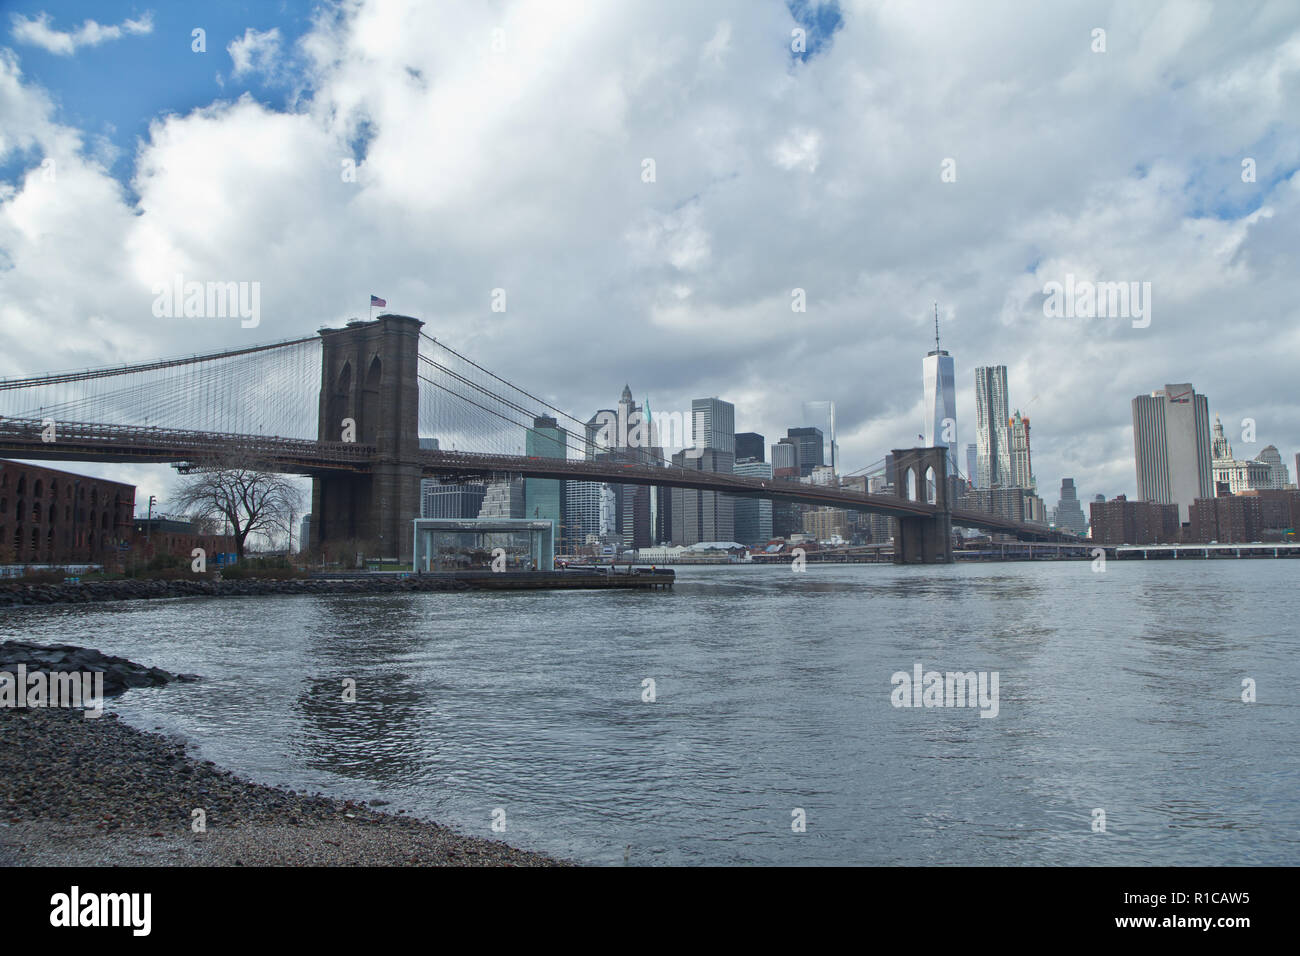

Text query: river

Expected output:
[4,561,1296,865]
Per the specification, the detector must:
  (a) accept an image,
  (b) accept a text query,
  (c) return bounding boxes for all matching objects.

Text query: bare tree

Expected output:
[172,459,303,559]
[190,514,224,536]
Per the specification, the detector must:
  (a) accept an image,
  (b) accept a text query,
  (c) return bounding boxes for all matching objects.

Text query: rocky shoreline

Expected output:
[0,574,471,608]
[1,640,199,697]
[0,647,566,867]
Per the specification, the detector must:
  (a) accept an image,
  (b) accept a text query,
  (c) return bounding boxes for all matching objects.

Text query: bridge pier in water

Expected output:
[890,447,954,565]
[311,314,424,562]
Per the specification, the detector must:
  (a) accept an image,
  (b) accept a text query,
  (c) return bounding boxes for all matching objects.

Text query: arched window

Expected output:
[924,466,937,505]
[16,476,25,495]
[366,354,382,387]
[906,468,918,501]
[33,480,42,498]
[48,503,56,523]
[31,502,40,522]
[337,361,352,394]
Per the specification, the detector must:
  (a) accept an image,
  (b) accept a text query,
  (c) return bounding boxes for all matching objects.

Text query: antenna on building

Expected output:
[934,302,941,351]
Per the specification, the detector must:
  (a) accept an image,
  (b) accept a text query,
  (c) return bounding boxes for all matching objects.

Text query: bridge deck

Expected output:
[0,417,1077,543]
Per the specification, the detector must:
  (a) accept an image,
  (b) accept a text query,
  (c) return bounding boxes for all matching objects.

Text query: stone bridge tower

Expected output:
[891,446,954,564]
[311,314,424,562]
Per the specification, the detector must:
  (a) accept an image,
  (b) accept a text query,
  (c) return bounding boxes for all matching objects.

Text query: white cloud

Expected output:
[1,0,1300,511]
[9,11,153,56]
[227,27,284,81]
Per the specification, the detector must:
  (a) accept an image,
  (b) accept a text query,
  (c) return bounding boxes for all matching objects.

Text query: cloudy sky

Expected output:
[1,0,1298,515]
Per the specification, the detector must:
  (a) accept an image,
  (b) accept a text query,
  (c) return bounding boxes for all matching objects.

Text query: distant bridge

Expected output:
[0,314,1079,563]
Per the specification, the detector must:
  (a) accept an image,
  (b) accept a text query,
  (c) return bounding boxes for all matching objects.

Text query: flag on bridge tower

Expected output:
[370,295,386,308]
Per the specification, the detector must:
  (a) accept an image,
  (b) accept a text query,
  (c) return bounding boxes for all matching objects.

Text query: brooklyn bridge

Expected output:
[0,314,1077,564]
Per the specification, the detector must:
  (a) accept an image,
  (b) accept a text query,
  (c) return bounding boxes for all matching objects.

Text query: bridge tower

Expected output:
[891,447,954,564]
[311,314,424,562]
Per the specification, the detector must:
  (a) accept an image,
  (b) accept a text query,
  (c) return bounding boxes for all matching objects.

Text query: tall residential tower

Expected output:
[974,366,1011,488]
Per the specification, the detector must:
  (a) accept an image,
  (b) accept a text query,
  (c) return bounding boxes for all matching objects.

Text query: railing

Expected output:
[0,418,374,466]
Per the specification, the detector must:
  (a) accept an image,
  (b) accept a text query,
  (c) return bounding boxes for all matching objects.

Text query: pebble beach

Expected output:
[0,658,566,867]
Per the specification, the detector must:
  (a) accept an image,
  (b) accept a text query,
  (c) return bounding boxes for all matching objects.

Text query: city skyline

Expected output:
[1,2,1298,524]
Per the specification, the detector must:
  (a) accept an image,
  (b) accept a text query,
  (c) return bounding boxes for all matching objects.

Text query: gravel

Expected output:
[0,698,568,868]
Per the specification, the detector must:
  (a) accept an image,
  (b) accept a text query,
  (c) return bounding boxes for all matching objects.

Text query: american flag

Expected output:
[370,294,386,308]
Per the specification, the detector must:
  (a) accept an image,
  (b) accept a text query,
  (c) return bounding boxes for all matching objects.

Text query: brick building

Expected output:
[1089,495,1180,545]
[0,461,135,564]
[1189,490,1299,543]
[132,518,237,563]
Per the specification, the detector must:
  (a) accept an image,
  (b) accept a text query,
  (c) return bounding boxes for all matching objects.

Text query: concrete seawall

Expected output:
[0,569,673,608]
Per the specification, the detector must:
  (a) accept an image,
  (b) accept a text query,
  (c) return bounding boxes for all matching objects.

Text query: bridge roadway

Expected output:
[0,417,1076,542]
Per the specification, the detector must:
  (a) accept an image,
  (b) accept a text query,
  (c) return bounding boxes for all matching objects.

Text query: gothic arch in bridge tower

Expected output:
[890,446,954,564]
[361,353,383,445]
[312,313,424,561]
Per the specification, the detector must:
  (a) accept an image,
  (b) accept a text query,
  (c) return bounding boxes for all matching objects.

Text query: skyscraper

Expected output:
[1053,478,1086,534]
[564,481,610,552]
[965,443,978,487]
[733,459,774,544]
[691,398,735,455]
[771,439,798,475]
[735,432,765,463]
[422,480,487,519]
[1256,445,1289,489]
[802,401,837,473]
[671,449,735,544]
[974,366,1011,488]
[1131,384,1212,524]
[525,415,566,529]
[478,478,526,518]
[1008,410,1033,490]
[673,397,736,544]
[922,308,957,478]
[786,427,824,477]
